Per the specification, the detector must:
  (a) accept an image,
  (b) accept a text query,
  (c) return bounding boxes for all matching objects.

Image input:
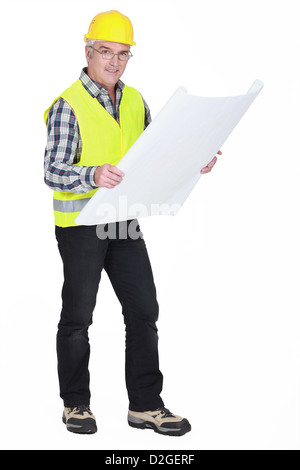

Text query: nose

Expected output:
[109,54,119,66]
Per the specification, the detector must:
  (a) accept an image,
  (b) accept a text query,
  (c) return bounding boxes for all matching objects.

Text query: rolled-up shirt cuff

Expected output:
[79,166,99,190]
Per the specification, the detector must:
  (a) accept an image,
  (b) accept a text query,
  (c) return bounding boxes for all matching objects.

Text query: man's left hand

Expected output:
[200,150,222,174]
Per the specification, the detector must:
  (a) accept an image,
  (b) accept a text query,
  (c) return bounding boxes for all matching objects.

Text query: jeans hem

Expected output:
[129,397,164,412]
[63,399,91,408]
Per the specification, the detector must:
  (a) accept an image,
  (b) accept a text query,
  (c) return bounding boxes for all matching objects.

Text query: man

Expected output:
[44,10,219,436]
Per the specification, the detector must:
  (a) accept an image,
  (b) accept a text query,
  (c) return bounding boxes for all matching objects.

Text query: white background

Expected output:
[0,0,299,451]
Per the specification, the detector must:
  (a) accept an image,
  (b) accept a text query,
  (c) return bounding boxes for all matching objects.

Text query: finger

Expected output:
[102,168,124,184]
[102,177,120,188]
[107,165,125,178]
[200,167,211,174]
[217,150,222,155]
[106,173,123,184]
[103,175,123,186]
[208,156,217,168]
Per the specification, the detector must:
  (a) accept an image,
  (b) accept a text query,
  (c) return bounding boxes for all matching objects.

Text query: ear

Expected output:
[85,46,91,63]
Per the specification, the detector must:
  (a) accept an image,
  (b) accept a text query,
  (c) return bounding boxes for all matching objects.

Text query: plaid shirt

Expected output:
[44,68,152,194]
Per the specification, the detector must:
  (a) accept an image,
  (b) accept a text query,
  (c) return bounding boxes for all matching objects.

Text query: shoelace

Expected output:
[156,407,175,418]
[69,405,92,416]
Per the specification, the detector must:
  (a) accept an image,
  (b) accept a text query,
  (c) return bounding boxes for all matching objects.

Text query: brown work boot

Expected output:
[128,407,191,436]
[63,405,97,434]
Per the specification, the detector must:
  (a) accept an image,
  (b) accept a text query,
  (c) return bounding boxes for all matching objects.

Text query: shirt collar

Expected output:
[80,67,125,98]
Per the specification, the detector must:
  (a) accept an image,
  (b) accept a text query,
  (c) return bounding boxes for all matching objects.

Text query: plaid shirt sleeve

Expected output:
[44,98,98,194]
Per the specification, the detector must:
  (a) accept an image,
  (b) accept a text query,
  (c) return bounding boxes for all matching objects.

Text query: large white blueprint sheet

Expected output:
[75,80,264,226]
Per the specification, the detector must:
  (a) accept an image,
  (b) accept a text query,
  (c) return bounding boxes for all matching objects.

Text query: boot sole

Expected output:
[63,416,97,434]
[128,415,191,436]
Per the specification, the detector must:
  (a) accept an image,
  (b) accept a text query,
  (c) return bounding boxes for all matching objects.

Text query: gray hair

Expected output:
[86,39,96,59]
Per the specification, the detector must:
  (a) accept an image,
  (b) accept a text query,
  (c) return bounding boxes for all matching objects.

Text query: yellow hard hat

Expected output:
[84,10,136,46]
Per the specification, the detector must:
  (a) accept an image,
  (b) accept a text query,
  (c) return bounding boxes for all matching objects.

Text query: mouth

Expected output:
[105,67,120,74]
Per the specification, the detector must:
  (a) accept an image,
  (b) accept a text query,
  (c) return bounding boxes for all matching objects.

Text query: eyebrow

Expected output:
[98,45,129,53]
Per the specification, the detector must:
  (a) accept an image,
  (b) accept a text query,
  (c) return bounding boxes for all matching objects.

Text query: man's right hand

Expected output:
[94,164,125,188]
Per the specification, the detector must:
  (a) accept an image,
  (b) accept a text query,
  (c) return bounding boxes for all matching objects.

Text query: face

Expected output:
[85,40,130,91]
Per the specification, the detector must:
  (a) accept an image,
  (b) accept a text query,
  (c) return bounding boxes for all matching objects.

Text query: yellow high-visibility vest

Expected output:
[44,79,145,227]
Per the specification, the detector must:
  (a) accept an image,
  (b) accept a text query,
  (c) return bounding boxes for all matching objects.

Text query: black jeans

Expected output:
[55,221,164,412]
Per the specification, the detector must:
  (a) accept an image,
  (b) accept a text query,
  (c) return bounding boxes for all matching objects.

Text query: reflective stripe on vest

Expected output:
[44,80,145,227]
[53,198,91,213]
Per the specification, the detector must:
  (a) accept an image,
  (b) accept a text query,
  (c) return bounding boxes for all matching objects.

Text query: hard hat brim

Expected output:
[84,34,136,46]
